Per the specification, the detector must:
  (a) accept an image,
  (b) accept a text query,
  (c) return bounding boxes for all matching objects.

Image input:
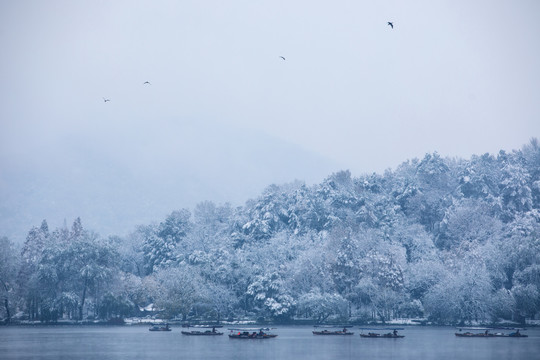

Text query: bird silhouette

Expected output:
[103,97,110,102]
[279,56,286,61]
[143,81,151,85]
[387,22,393,29]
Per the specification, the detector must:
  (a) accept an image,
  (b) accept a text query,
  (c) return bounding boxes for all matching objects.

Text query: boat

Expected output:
[455,332,495,337]
[507,332,528,337]
[312,329,354,335]
[181,330,224,336]
[148,323,172,331]
[358,328,404,338]
[360,332,404,338]
[455,327,528,338]
[228,328,278,339]
[181,326,224,336]
[312,325,354,335]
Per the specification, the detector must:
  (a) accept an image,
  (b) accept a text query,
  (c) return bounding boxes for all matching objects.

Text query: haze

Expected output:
[1,0,539,241]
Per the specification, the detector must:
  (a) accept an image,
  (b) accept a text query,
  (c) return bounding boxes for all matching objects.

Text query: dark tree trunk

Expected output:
[3,298,10,324]
[1,281,10,324]
[79,277,88,321]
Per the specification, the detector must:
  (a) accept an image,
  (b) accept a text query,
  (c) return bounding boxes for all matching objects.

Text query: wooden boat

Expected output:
[181,326,223,336]
[228,328,277,339]
[360,332,404,338]
[149,324,171,332]
[312,326,354,335]
[455,332,493,337]
[507,333,528,337]
[182,330,223,335]
[312,329,354,335]
[358,328,404,338]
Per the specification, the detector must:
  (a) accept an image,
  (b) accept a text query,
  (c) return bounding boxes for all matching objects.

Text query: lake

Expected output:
[0,325,538,360]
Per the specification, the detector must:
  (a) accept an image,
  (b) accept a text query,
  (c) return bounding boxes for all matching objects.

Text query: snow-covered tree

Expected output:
[140,209,192,273]
[424,264,494,324]
[36,219,118,320]
[328,230,362,313]
[4,141,540,324]
[500,161,532,221]
[437,198,503,249]
[17,220,50,321]
[406,259,446,300]
[198,282,237,321]
[153,266,204,320]
[512,284,540,320]
[297,288,348,322]
[457,153,501,200]
[0,237,18,323]
[246,272,295,319]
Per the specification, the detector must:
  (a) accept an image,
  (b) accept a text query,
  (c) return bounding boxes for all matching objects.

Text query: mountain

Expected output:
[0,118,340,242]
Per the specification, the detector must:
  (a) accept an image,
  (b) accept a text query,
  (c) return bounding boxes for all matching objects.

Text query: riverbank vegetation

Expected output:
[1,140,539,325]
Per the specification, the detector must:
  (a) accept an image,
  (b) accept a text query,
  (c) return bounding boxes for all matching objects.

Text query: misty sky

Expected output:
[1,0,539,241]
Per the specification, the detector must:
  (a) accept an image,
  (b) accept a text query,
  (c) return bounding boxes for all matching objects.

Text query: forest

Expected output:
[1,140,539,325]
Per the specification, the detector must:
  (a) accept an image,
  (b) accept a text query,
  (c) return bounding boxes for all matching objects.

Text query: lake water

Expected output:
[0,325,538,360]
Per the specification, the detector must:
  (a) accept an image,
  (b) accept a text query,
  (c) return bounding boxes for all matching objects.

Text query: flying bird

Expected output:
[143,81,151,85]
[387,22,394,29]
[103,98,110,102]
[279,56,286,61]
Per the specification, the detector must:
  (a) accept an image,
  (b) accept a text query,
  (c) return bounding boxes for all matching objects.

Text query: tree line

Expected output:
[1,139,539,325]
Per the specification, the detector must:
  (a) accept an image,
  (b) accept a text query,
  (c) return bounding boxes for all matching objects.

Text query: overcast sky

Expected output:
[1,0,539,240]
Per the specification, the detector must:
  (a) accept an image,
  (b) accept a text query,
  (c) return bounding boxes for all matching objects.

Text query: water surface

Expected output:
[0,325,537,360]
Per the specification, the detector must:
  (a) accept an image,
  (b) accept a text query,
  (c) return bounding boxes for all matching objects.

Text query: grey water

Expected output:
[1,325,538,360]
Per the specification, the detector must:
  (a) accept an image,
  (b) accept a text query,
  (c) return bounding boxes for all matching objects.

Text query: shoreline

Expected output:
[2,318,536,328]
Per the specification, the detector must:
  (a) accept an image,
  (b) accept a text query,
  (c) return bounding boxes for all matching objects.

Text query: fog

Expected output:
[1,0,539,241]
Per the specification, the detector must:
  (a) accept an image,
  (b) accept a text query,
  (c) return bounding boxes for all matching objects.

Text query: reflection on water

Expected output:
[0,325,538,360]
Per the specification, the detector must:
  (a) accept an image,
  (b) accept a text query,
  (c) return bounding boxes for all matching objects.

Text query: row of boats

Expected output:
[148,325,275,338]
[455,328,528,338]
[149,325,528,339]
[312,327,404,338]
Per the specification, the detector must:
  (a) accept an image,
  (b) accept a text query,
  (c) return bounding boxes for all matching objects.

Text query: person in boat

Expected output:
[212,327,216,333]
[343,328,347,333]
[484,330,489,336]
[393,329,398,336]
[259,329,264,336]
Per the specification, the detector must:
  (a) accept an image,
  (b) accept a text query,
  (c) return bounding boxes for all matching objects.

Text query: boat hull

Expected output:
[455,333,528,338]
[181,331,223,336]
[313,331,354,335]
[360,334,404,338]
[228,334,277,339]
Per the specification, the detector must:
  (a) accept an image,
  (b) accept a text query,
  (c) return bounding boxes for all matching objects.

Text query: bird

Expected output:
[103,97,110,102]
[387,22,394,29]
[143,81,151,85]
[279,56,286,61]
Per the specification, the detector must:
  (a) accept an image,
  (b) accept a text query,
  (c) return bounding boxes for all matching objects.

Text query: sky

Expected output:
[1,0,539,241]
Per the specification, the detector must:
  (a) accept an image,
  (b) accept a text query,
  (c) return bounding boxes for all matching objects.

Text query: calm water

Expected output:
[0,325,538,360]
